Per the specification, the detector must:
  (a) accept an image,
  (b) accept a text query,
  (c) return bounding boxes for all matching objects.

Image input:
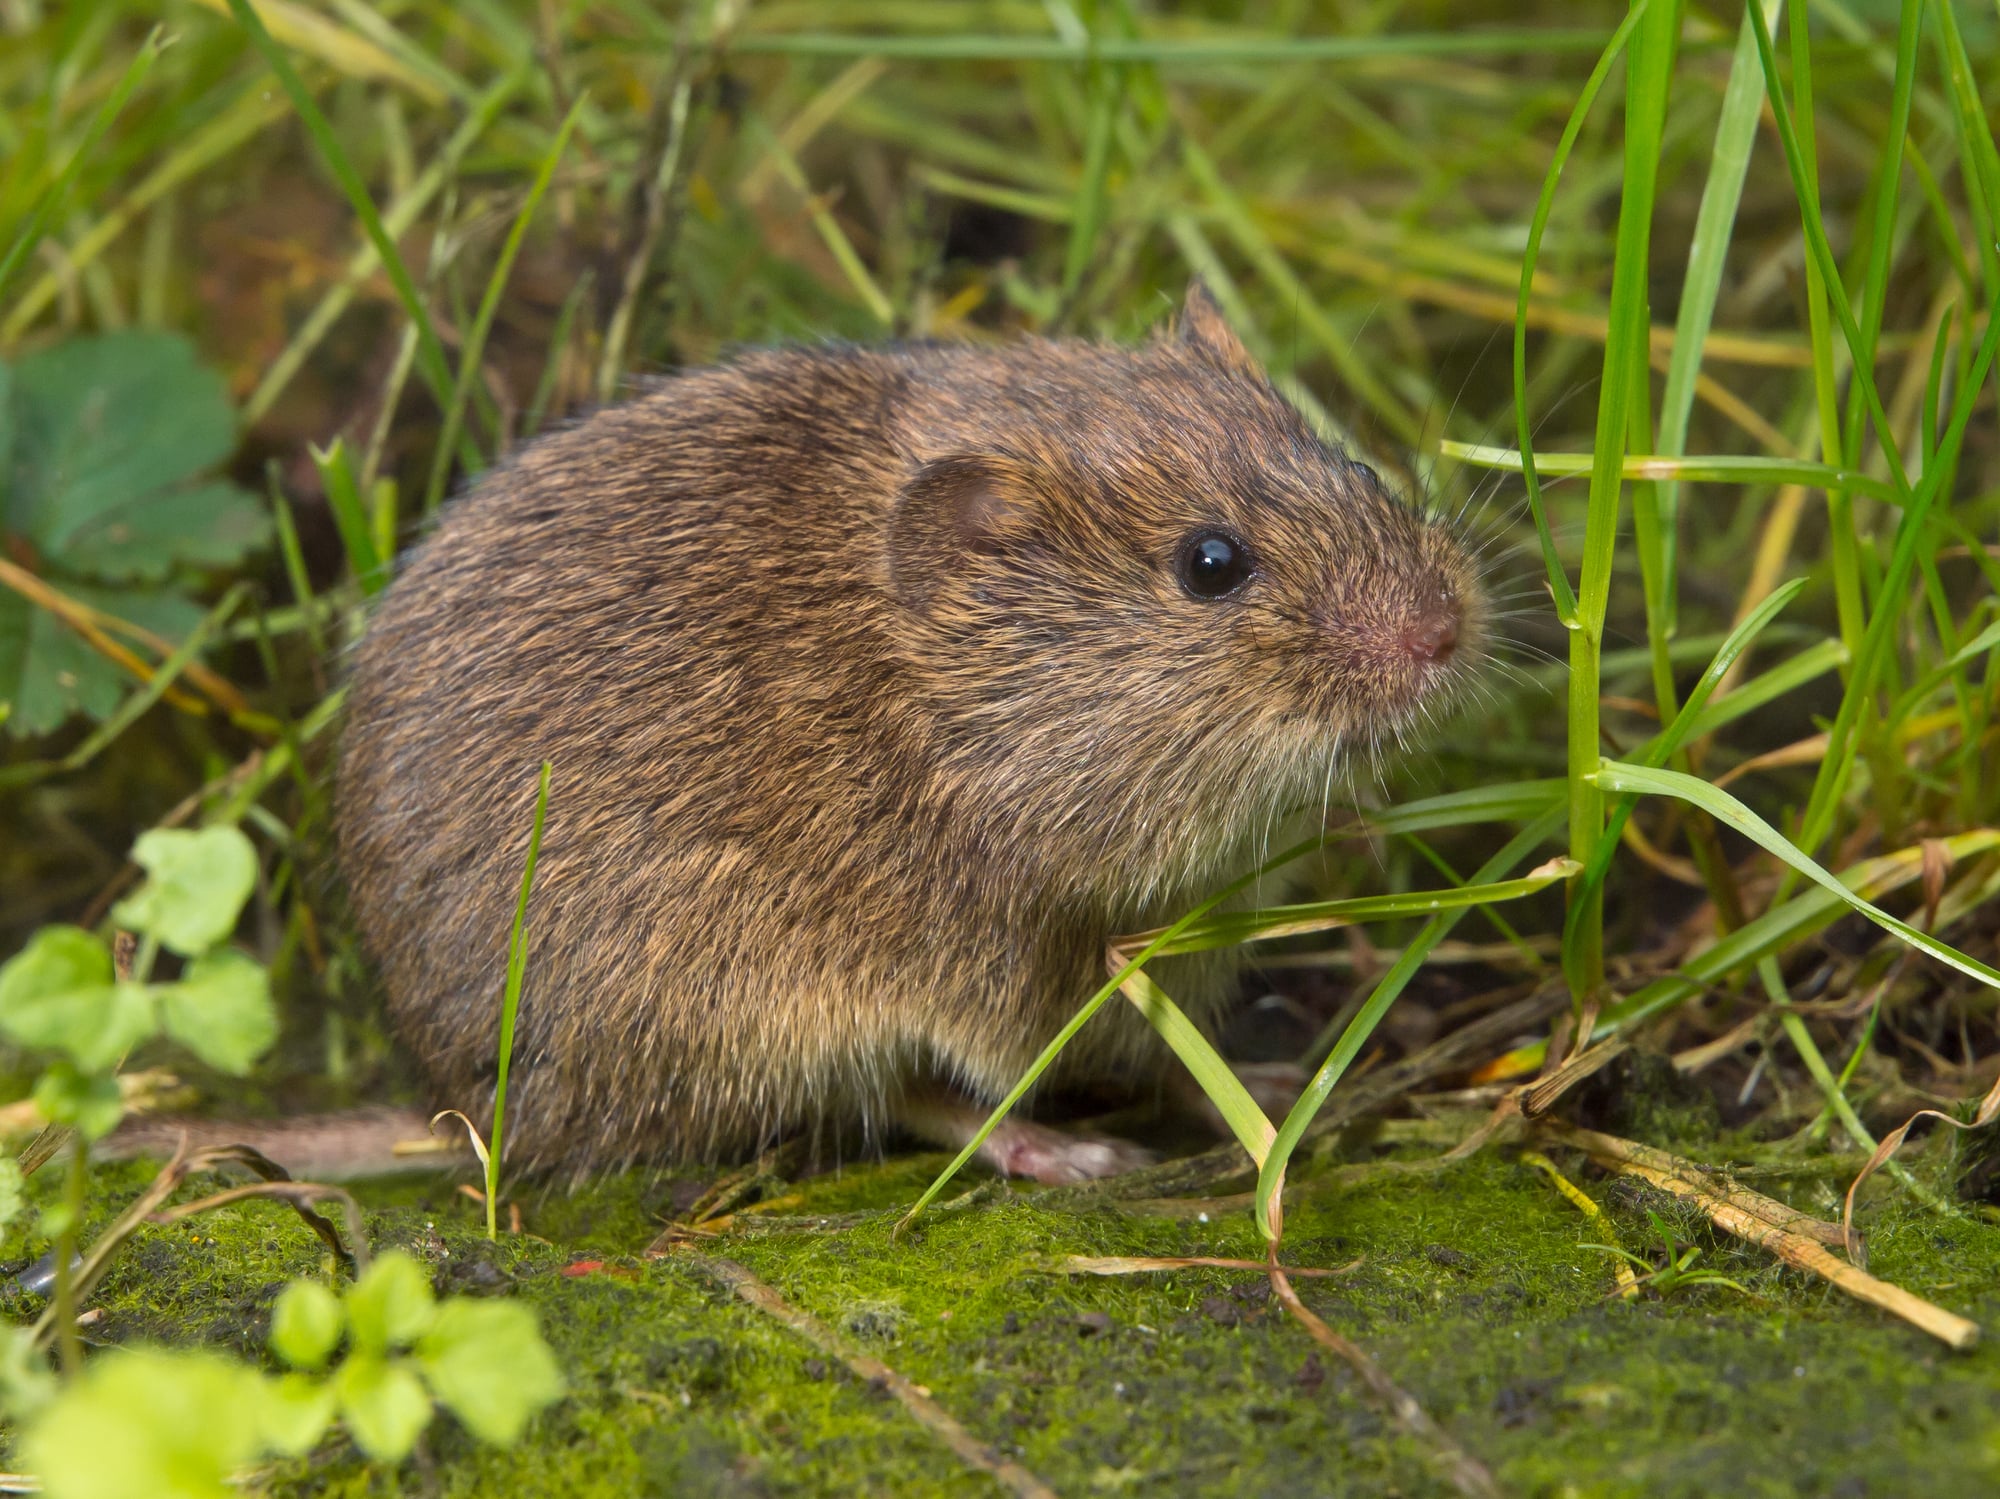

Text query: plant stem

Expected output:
[1566,0,1682,1005]
[489,761,553,1240]
[52,1135,86,1376]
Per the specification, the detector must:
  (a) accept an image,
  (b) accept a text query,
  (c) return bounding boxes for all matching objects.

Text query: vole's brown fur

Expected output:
[335,286,1481,1178]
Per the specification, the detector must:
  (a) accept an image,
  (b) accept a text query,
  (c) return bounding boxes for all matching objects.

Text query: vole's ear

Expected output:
[887,455,1039,612]
[1175,279,1263,378]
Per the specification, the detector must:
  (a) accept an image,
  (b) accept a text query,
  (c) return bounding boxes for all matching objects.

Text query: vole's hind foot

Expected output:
[981,1119,1156,1183]
[897,1086,1154,1184]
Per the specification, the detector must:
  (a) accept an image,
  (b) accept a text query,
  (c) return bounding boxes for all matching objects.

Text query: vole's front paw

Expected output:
[982,1119,1155,1184]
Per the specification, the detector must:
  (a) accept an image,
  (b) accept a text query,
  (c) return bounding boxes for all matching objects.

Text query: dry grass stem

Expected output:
[1539,1121,1979,1351]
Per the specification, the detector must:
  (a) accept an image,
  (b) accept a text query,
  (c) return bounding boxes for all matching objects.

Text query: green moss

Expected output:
[14,1134,1988,1497]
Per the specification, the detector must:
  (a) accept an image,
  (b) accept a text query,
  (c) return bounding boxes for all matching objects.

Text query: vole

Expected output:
[332,284,1482,1183]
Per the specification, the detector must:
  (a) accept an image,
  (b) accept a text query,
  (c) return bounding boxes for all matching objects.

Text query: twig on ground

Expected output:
[1054,1254,1362,1278]
[1538,1120,1978,1350]
[1266,1252,1502,1499]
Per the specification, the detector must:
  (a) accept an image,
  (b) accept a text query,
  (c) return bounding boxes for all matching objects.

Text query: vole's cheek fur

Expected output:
[335,292,1485,1177]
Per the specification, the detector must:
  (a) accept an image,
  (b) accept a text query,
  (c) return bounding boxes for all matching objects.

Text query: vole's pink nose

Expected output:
[1402,610,1459,664]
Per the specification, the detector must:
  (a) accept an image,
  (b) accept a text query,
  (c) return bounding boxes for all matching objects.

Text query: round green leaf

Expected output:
[158,949,277,1075]
[345,1251,436,1354]
[0,928,156,1070]
[416,1298,564,1447]
[113,827,258,957]
[270,1279,344,1371]
[32,1064,127,1142]
[335,1354,432,1462]
[0,923,111,1007]
[256,1371,337,1458]
[20,1347,263,1499]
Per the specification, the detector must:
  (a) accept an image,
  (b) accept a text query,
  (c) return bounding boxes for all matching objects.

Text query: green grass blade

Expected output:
[243,66,523,427]
[1562,581,1807,965]
[1509,1,1653,624]
[424,98,584,513]
[0,29,163,312]
[722,31,1612,64]
[1600,829,2000,1031]
[1591,760,2000,992]
[1650,0,1781,640]
[1148,860,1577,956]
[898,831,1330,1230]
[309,437,384,591]
[1362,780,1567,836]
[222,0,464,454]
[1119,968,1274,1167]
[1565,0,1682,1004]
[1253,807,1566,1240]
[488,760,553,1240]
[1659,636,1847,746]
[1440,442,1904,505]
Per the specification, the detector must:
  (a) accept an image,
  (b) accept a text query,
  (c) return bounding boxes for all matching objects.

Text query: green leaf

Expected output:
[256,1371,338,1458]
[4,332,262,573]
[0,926,157,1071]
[1147,859,1578,956]
[0,1325,56,1423]
[20,1348,264,1499]
[416,1299,564,1447]
[1591,760,2000,993]
[113,827,259,957]
[0,1155,22,1228]
[32,1063,127,1141]
[159,950,277,1074]
[58,480,272,584]
[345,1251,436,1354]
[335,1354,433,1461]
[0,583,204,740]
[1119,968,1274,1167]
[269,1279,344,1371]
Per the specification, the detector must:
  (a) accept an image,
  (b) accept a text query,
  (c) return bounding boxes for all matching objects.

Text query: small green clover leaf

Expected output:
[31,1063,126,1142]
[113,827,258,957]
[255,1372,338,1458]
[270,1278,344,1371]
[345,1251,437,1354]
[335,1354,433,1462]
[21,1347,265,1499]
[415,1298,564,1446]
[0,927,154,1074]
[158,949,275,1075]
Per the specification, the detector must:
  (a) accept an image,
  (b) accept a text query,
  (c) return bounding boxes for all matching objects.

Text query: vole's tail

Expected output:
[97,1106,472,1181]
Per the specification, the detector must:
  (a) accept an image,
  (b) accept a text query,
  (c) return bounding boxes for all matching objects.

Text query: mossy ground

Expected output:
[22,1116,1999,1498]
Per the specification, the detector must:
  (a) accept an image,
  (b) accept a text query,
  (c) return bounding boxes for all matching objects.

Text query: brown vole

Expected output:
[333,285,1482,1182]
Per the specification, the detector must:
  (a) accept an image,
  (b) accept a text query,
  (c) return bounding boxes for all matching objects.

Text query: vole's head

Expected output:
[885,284,1484,886]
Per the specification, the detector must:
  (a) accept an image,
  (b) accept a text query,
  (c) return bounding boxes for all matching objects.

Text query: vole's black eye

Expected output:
[1176,529,1253,600]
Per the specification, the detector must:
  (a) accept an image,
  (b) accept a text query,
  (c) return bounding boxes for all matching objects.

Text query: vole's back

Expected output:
[339,312,1479,1173]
